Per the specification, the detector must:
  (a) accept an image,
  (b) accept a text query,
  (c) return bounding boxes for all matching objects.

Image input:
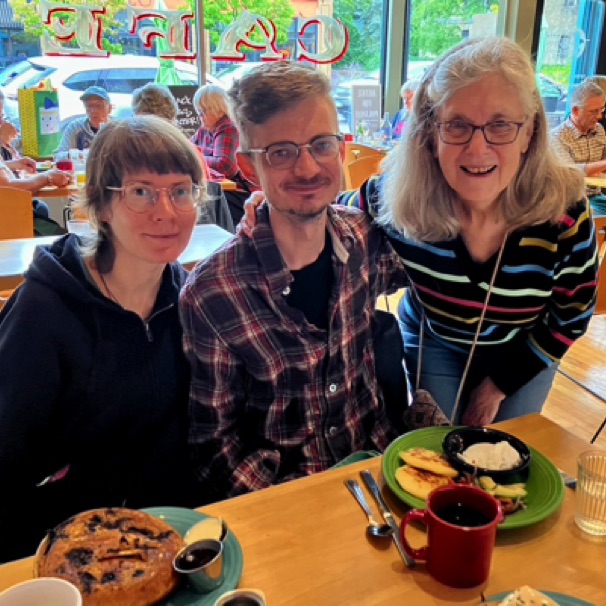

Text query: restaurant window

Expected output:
[536,0,605,127]
[6,0,604,136]
[1,0,388,134]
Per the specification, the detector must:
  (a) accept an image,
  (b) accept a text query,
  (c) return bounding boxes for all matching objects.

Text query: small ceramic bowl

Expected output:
[214,588,266,606]
[0,578,82,606]
[442,427,531,484]
[173,539,224,594]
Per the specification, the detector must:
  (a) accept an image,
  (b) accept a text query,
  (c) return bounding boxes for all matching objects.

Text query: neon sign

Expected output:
[40,5,349,65]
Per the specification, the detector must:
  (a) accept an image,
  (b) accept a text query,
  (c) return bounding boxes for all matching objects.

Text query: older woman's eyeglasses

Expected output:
[436,119,526,145]
[106,183,201,213]
[246,134,344,170]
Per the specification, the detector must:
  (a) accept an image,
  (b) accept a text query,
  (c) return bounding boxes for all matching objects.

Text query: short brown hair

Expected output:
[228,62,333,149]
[132,83,178,122]
[81,116,204,272]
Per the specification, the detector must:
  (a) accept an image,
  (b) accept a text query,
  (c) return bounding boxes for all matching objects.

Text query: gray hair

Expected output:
[379,36,584,242]
[570,79,605,109]
[131,83,178,122]
[79,116,205,272]
[227,62,334,150]
[192,84,229,118]
[400,79,420,96]
[586,75,606,96]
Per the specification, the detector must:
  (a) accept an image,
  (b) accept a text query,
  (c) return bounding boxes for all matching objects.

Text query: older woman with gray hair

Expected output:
[392,78,420,139]
[191,84,250,186]
[341,36,598,426]
[0,116,203,561]
[132,83,234,233]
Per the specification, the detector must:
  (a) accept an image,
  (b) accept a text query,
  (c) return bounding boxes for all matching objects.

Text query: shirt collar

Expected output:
[251,203,355,295]
[566,116,598,139]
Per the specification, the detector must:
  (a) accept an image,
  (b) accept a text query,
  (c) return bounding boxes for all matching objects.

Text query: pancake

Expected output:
[399,447,459,478]
[395,464,452,500]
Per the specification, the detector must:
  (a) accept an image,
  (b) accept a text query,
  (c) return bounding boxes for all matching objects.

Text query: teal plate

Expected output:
[487,590,594,605]
[143,507,243,606]
[382,426,565,530]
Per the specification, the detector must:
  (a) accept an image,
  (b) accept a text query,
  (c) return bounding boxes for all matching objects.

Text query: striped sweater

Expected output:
[339,177,599,396]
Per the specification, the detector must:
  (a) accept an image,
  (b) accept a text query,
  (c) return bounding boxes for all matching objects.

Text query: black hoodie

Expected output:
[0,235,199,562]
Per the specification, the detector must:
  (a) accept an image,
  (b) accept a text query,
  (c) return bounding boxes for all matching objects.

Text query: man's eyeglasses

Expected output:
[436,119,526,145]
[85,102,107,112]
[584,106,605,117]
[106,183,201,213]
[246,134,344,170]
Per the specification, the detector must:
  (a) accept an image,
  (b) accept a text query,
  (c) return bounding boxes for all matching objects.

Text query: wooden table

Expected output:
[37,184,77,199]
[0,223,233,290]
[586,175,606,189]
[0,415,601,604]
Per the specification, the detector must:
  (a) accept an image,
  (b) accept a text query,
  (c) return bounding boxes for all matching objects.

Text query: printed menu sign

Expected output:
[168,85,200,139]
[350,83,381,134]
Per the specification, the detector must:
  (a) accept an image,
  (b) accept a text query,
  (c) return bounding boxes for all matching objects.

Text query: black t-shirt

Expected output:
[286,234,333,330]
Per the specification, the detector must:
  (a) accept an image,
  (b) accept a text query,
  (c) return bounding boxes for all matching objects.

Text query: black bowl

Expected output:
[442,427,531,484]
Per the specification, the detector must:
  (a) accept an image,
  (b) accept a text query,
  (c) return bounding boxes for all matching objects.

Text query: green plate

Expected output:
[143,507,243,606]
[487,590,594,605]
[382,426,565,530]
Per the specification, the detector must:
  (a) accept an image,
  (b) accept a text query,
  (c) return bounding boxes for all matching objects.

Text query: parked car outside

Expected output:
[2,55,221,129]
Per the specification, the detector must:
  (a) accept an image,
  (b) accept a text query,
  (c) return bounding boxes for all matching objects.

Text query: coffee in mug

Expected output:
[399,484,503,588]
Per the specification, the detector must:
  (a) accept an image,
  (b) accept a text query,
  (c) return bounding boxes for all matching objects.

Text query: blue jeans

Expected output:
[398,294,557,424]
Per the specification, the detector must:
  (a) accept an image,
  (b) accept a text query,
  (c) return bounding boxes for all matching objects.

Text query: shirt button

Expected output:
[328,426,338,436]
[329,383,338,393]
[282,286,291,296]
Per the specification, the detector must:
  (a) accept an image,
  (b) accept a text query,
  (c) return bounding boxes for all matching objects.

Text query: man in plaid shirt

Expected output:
[180,62,407,502]
[550,79,606,209]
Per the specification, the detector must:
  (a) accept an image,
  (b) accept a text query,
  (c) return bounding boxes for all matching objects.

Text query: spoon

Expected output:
[344,479,393,538]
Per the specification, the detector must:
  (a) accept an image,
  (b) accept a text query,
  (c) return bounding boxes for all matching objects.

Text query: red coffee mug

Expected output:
[399,484,503,588]
[343,133,355,142]
[56,159,74,173]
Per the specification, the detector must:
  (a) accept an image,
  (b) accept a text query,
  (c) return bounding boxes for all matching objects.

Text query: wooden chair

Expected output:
[344,141,384,165]
[345,155,384,190]
[0,289,15,311]
[0,187,34,240]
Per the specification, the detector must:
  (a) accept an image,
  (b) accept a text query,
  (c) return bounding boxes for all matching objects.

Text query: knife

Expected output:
[360,469,415,568]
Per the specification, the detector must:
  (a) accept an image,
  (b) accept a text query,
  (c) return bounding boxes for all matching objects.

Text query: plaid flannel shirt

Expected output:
[180,204,408,502]
[190,114,240,179]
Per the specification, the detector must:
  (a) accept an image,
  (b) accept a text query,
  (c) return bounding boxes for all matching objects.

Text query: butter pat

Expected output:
[459,441,521,470]
[184,517,224,544]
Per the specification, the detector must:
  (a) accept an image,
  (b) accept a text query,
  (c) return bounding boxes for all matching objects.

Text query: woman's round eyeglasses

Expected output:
[106,183,201,213]
[436,119,526,145]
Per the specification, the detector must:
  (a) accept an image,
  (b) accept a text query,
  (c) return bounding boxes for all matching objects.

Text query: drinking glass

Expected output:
[576,450,606,536]
[75,170,87,191]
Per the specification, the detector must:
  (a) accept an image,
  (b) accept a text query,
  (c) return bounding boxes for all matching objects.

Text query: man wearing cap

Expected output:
[56,86,112,153]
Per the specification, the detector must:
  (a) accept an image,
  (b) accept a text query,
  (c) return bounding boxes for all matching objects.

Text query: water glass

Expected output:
[575,450,606,536]
[67,220,92,236]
